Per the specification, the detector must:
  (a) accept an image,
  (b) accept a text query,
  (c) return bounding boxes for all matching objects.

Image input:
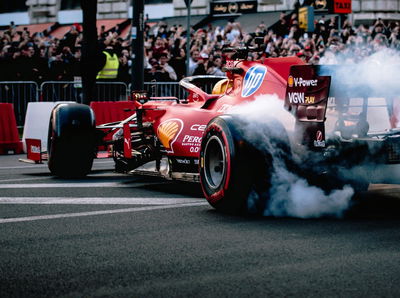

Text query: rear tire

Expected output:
[48,103,96,178]
[200,115,289,214]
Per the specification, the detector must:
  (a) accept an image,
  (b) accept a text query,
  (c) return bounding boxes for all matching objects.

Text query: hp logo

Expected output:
[241,65,267,98]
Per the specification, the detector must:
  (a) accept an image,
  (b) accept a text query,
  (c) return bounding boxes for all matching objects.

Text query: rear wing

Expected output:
[284,65,331,123]
[284,65,331,148]
[285,64,400,149]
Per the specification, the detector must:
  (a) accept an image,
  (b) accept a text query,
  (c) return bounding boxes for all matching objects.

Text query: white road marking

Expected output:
[0,202,209,224]
[0,177,50,183]
[0,182,150,189]
[0,197,204,205]
[93,160,114,164]
[0,160,113,170]
[0,165,46,170]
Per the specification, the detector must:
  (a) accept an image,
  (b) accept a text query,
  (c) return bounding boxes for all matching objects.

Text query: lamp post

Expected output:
[80,0,98,105]
[185,0,192,76]
[131,0,145,91]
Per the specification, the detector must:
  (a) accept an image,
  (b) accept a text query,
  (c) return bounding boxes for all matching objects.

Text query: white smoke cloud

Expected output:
[230,93,295,132]
[231,95,354,219]
[323,48,400,132]
[227,48,400,218]
[263,167,354,219]
[333,48,400,94]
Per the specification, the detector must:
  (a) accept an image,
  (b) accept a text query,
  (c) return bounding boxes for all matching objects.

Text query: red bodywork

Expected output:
[140,57,304,159]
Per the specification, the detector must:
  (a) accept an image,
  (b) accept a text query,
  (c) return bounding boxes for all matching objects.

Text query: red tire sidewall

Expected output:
[199,120,233,206]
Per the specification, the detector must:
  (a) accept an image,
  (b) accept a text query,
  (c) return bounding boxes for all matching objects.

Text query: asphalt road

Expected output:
[1,154,400,297]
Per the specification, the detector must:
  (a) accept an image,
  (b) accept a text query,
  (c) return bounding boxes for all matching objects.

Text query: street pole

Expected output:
[186,2,191,76]
[131,0,144,91]
[80,0,98,105]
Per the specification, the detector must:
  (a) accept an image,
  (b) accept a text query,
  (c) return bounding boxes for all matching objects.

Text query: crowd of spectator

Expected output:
[1,12,400,85]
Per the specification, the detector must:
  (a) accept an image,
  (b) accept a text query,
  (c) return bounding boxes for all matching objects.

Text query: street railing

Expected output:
[0,79,219,126]
[143,81,188,98]
[142,80,215,99]
[0,81,39,126]
[40,81,82,103]
[41,81,129,103]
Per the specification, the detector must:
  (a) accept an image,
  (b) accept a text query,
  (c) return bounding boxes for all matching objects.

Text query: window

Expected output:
[0,1,28,13]
[142,0,173,4]
[61,0,81,10]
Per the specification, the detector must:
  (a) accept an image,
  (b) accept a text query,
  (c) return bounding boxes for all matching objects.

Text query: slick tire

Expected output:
[48,103,96,178]
[200,115,289,214]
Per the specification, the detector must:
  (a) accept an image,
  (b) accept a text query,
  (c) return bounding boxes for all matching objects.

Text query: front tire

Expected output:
[48,103,96,178]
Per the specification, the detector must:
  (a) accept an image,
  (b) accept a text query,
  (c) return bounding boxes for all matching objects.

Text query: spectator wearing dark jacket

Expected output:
[144,60,170,82]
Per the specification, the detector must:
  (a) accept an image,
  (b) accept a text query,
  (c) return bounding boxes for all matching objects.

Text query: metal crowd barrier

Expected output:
[40,81,81,103]
[0,81,38,126]
[41,81,129,103]
[142,81,215,99]
[143,81,188,98]
[0,79,219,126]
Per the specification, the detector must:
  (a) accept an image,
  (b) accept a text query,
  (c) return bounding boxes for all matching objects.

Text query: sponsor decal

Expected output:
[189,146,200,153]
[182,135,202,144]
[182,135,202,153]
[291,77,318,87]
[30,145,41,154]
[186,124,207,153]
[176,158,190,164]
[313,130,326,147]
[26,138,42,162]
[190,124,206,131]
[288,75,294,88]
[157,118,183,153]
[123,123,132,158]
[305,96,315,104]
[289,93,316,105]
[288,92,305,104]
[241,65,267,98]
[225,60,234,68]
[217,104,233,113]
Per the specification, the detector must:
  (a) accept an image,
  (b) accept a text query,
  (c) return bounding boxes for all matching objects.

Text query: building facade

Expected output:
[0,1,399,26]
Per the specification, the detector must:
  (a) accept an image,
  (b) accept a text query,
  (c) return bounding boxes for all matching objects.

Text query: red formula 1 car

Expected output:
[26,47,400,214]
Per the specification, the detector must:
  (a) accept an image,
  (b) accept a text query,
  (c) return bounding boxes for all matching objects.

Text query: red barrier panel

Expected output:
[0,103,23,154]
[90,101,136,145]
[90,101,136,125]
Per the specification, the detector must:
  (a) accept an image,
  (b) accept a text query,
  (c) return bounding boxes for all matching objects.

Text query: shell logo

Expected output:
[288,75,294,88]
[157,118,183,152]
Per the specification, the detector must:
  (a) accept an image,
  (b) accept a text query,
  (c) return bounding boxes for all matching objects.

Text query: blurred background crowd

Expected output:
[1,12,400,84]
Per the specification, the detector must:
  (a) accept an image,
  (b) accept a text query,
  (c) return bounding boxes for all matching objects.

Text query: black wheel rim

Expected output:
[204,136,226,189]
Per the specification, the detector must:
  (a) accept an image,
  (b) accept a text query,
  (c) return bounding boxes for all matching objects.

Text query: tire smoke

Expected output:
[231,95,354,218]
[228,49,400,218]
